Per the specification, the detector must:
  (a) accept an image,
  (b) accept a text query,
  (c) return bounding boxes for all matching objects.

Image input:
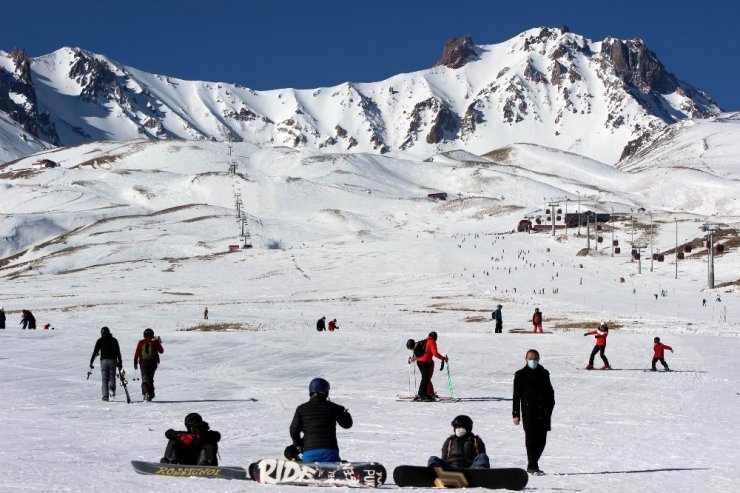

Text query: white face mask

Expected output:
[454,427,467,438]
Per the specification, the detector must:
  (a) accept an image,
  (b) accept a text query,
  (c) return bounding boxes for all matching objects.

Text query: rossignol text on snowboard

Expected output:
[249,459,386,487]
[131,460,247,479]
[393,465,528,490]
[118,369,132,403]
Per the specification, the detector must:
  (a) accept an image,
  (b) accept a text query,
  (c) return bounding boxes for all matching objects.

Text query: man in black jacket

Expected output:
[289,378,352,462]
[90,326,123,401]
[512,349,555,476]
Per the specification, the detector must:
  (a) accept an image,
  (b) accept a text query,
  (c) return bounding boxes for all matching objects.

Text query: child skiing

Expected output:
[532,308,543,333]
[160,413,221,465]
[584,322,610,369]
[652,337,674,371]
[427,415,490,469]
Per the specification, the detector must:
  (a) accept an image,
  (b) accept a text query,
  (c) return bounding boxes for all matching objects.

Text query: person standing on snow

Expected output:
[532,308,543,333]
[512,349,555,476]
[651,337,674,371]
[203,307,208,320]
[492,305,503,333]
[90,326,123,401]
[133,328,164,401]
[289,378,353,462]
[413,331,448,401]
[584,322,610,370]
[427,415,490,469]
[0,307,5,329]
[160,412,221,465]
[316,316,326,331]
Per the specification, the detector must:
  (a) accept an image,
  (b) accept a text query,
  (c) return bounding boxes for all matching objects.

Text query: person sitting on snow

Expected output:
[160,413,221,466]
[427,415,490,469]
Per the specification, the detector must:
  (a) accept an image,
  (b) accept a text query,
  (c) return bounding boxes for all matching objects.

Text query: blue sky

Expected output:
[4,0,737,109]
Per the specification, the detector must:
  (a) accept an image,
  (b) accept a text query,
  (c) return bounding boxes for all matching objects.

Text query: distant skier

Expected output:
[203,307,208,320]
[702,298,707,307]
[532,308,543,334]
[512,349,555,476]
[492,305,503,333]
[20,309,36,330]
[651,337,674,371]
[316,316,326,332]
[90,326,123,401]
[328,319,338,331]
[427,415,490,469]
[133,328,164,401]
[584,322,610,370]
[412,331,447,401]
[160,413,220,465]
[289,378,353,462]
[0,307,5,329]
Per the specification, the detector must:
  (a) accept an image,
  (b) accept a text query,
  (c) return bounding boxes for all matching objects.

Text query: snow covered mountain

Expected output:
[0,27,721,164]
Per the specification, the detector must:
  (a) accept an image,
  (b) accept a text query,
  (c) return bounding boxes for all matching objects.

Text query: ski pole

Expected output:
[445,360,456,399]
[408,362,412,395]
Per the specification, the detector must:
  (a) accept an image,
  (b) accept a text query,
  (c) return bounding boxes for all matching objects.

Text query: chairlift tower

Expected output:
[702,223,721,288]
[546,200,560,237]
[631,243,647,274]
[229,161,238,175]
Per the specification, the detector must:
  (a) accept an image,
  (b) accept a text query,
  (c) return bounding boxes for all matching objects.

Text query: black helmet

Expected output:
[309,377,330,397]
[451,415,473,432]
[654,336,660,343]
[429,331,438,341]
[406,339,416,350]
[100,326,111,336]
[184,412,203,428]
[143,328,154,338]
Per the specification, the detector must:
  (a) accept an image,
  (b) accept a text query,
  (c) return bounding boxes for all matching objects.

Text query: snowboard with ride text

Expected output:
[249,459,386,487]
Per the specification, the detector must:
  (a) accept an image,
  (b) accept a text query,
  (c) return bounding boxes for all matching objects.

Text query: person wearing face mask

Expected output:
[512,349,555,476]
[427,415,490,469]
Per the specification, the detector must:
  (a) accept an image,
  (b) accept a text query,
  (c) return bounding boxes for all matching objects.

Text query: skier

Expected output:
[584,322,610,370]
[413,331,448,401]
[316,316,326,331]
[133,328,164,401]
[160,413,221,465]
[651,337,674,371]
[20,309,36,330]
[289,378,353,462]
[492,305,503,333]
[427,415,490,469]
[203,307,208,320]
[328,319,338,331]
[512,349,555,476]
[532,308,543,334]
[0,307,5,329]
[89,326,123,401]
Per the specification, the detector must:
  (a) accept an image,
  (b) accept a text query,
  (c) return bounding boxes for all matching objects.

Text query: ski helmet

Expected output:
[309,377,330,397]
[451,415,473,432]
[406,339,416,350]
[143,328,154,338]
[184,412,203,428]
[429,331,438,341]
[100,326,111,336]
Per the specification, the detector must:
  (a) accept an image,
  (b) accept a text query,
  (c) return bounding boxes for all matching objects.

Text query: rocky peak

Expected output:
[68,50,120,101]
[9,48,32,85]
[435,35,477,69]
[600,38,677,94]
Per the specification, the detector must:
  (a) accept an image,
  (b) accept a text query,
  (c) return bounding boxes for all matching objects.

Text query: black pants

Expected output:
[495,321,502,333]
[589,346,609,366]
[417,361,432,398]
[163,439,218,465]
[524,427,548,470]
[652,357,669,370]
[139,361,158,399]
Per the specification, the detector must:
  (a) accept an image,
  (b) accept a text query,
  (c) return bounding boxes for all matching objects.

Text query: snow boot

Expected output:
[585,364,594,370]
[601,365,611,370]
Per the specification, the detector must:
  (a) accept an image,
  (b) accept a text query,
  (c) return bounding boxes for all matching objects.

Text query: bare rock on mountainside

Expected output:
[436,35,477,69]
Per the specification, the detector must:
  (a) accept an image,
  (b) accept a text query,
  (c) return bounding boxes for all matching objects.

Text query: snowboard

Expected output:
[118,369,132,403]
[249,459,386,487]
[131,460,247,480]
[393,465,528,490]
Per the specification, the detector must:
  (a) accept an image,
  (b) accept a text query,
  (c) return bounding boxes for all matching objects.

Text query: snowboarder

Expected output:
[133,328,164,401]
[492,305,503,333]
[160,413,221,465]
[651,337,674,371]
[532,308,543,333]
[203,307,208,320]
[90,326,123,401]
[427,415,490,469]
[512,349,555,476]
[0,307,5,329]
[20,309,36,330]
[584,322,610,369]
[328,319,338,331]
[412,331,448,401]
[316,316,326,331]
[289,378,353,462]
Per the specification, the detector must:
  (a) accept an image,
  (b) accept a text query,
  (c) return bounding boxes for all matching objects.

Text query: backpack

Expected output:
[413,340,426,358]
[141,341,156,361]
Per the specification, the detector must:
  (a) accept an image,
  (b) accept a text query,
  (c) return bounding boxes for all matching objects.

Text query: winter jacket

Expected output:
[532,312,542,325]
[492,309,502,322]
[440,433,487,469]
[653,343,673,359]
[0,310,5,328]
[134,336,164,367]
[328,320,337,331]
[316,318,326,331]
[90,335,123,368]
[586,329,608,347]
[512,364,555,431]
[290,396,352,452]
[416,336,445,363]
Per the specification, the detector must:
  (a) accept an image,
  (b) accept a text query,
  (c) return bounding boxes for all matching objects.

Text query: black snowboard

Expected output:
[249,459,386,487]
[131,460,247,480]
[393,465,528,490]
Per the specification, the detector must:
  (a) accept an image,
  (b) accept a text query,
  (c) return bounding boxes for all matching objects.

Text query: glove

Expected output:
[584,333,589,336]
[89,364,94,369]
[444,355,449,362]
[408,356,416,364]
[155,336,162,343]
[165,429,178,440]
[177,433,195,446]
[671,349,674,353]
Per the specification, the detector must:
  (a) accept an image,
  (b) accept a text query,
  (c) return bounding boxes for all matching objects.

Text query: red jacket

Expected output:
[532,312,542,324]
[416,336,445,363]
[586,329,608,347]
[653,343,672,359]
[134,336,164,366]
